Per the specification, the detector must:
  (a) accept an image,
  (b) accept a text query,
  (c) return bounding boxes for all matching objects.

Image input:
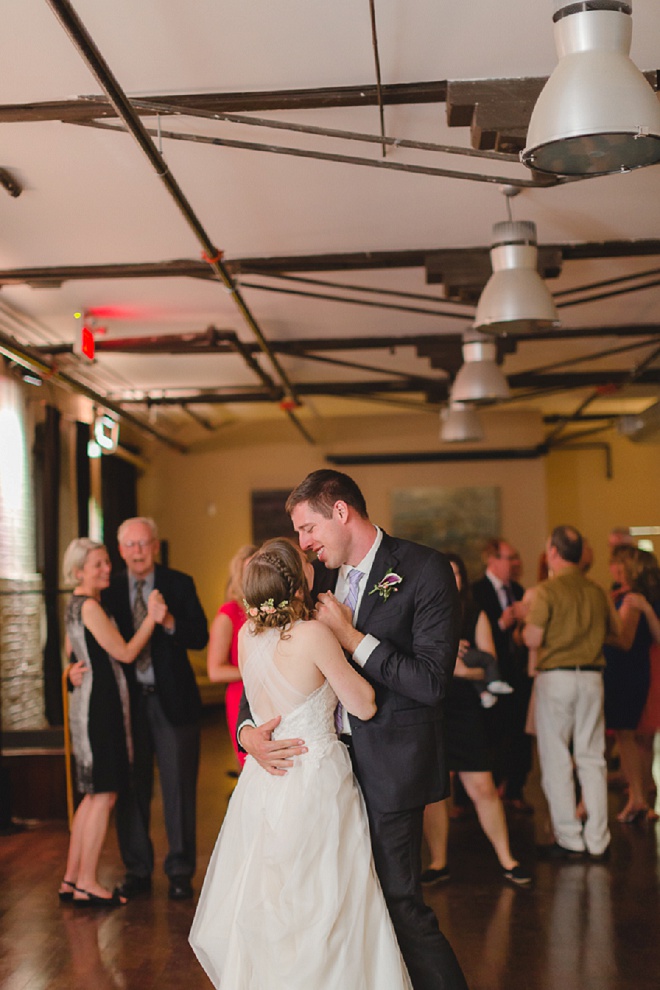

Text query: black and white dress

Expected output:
[65,594,132,794]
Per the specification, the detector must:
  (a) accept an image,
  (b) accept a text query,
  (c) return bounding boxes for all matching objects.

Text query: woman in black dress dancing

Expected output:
[60,538,160,906]
[422,552,530,886]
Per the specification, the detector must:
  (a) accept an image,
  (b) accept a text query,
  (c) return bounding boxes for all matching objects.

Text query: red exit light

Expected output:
[74,323,95,362]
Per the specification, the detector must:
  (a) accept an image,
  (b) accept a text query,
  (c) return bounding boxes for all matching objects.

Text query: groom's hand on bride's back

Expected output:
[238,716,308,776]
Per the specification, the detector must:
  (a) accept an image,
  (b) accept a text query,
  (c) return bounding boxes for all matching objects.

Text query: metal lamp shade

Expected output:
[440,403,484,442]
[451,338,510,404]
[522,4,660,176]
[474,222,559,333]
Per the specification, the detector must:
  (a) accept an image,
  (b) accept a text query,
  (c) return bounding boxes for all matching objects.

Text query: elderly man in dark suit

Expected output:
[239,470,468,990]
[103,517,208,901]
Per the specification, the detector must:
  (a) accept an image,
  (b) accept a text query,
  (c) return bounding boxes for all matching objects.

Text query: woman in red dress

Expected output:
[207,545,257,771]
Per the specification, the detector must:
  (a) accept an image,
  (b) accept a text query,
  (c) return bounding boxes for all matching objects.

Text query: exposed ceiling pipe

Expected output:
[327,446,548,466]
[130,99,520,163]
[553,265,660,299]
[516,338,658,378]
[367,0,387,158]
[0,329,187,452]
[82,117,556,189]
[257,272,474,309]
[236,278,471,320]
[543,341,660,446]
[556,276,660,310]
[45,0,313,445]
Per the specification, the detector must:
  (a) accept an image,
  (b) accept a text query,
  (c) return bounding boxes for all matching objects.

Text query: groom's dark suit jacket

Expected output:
[240,531,460,814]
[103,563,209,726]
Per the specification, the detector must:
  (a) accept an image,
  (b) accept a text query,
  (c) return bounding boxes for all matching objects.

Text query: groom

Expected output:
[238,470,469,990]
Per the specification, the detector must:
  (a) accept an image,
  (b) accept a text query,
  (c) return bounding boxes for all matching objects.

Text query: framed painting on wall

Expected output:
[391,486,500,582]
[251,489,295,545]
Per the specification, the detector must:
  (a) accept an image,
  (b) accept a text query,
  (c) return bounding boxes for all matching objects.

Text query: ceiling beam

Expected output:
[2,71,656,154]
[0,81,449,125]
[1,240,659,288]
[110,368,660,407]
[35,327,660,367]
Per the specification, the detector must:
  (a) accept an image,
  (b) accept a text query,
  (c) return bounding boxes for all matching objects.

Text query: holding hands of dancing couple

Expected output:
[314,589,363,654]
[146,587,172,628]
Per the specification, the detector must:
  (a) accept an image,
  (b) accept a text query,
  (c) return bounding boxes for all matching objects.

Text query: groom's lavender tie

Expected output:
[335,568,363,735]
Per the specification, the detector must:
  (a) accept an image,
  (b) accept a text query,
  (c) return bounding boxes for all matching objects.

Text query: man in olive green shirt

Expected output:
[524,525,619,859]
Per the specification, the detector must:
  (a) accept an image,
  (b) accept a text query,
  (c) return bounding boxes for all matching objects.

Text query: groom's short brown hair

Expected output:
[286,469,368,520]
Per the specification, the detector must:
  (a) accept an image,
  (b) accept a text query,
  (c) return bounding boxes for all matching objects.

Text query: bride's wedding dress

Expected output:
[189,623,412,989]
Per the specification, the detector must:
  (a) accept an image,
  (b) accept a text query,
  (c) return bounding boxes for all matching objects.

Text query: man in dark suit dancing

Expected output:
[472,538,532,812]
[239,470,468,990]
[103,517,208,901]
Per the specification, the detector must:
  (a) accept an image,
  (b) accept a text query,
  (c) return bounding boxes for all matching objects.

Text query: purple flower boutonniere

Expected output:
[368,570,403,602]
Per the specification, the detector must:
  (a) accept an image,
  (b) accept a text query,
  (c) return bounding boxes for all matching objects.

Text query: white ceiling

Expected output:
[1,0,659,450]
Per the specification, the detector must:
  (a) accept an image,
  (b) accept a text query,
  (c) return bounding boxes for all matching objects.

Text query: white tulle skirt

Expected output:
[190,736,412,989]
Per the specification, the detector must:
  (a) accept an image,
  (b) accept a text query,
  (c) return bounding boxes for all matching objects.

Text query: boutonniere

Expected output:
[368,570,403,602]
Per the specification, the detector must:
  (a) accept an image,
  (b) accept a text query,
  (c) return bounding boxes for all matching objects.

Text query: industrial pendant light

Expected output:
[440,402,484,442]
[450,332,510,405]
[522,1,660,176]
[474,220,560,334]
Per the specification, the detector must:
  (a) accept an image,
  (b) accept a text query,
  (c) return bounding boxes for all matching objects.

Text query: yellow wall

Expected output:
[139,408,549,621]
[544,426,660,589]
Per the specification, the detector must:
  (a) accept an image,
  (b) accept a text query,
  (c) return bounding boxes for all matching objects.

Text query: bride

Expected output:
[189,539,412,989]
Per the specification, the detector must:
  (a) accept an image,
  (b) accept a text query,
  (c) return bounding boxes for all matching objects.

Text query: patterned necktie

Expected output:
[335,569,363,734]
[133,579,151,673]
[343,568,363,616]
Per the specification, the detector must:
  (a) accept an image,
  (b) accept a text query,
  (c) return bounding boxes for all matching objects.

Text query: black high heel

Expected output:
[73,888,126,907]
[617,806,648,824]
[58,879,77,902]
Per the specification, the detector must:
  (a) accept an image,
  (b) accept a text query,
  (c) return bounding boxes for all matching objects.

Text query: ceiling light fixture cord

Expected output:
[368,0,387,158]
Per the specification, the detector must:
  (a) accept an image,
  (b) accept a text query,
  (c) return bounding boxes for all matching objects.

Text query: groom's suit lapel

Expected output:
[356,533,401,629]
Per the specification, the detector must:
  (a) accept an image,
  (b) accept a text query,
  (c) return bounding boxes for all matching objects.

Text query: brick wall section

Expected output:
[0,373,46,731]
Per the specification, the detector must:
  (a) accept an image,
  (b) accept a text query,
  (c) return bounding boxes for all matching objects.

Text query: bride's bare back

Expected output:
[239,618,375,722]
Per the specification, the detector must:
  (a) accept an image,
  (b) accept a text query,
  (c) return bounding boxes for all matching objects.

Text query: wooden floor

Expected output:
[2,707,659,990]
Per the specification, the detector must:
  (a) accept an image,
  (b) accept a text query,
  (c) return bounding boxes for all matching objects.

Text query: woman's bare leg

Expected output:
[422,798,450,870]
[460,771,517,871]
[616,730,648,817]
[73,792,120,899]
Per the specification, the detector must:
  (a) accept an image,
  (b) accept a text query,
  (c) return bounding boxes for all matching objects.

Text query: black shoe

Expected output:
[115,874,152,899]
[73,888,126,908]
[168,876,193,900]
[502,864,533,886]
[504,798,535,816]
[587,846,611,863]
[420,866,450,885]
[58,879,77,902]
[536,842,585,862]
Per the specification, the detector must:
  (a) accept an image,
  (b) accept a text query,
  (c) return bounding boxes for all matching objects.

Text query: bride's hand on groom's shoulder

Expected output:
[240,716,308,776]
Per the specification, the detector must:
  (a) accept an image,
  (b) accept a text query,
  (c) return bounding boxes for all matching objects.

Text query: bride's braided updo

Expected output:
[242,538,313,635]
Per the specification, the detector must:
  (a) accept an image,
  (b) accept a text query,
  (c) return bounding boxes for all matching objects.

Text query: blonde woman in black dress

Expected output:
[60,538,160,906]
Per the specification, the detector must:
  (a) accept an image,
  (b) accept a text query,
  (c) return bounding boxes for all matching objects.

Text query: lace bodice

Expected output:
[273,679,338,744]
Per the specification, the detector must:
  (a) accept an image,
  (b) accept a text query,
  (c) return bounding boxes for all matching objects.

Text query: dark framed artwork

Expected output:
[391,486,500,582]
[251,489,295,545]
